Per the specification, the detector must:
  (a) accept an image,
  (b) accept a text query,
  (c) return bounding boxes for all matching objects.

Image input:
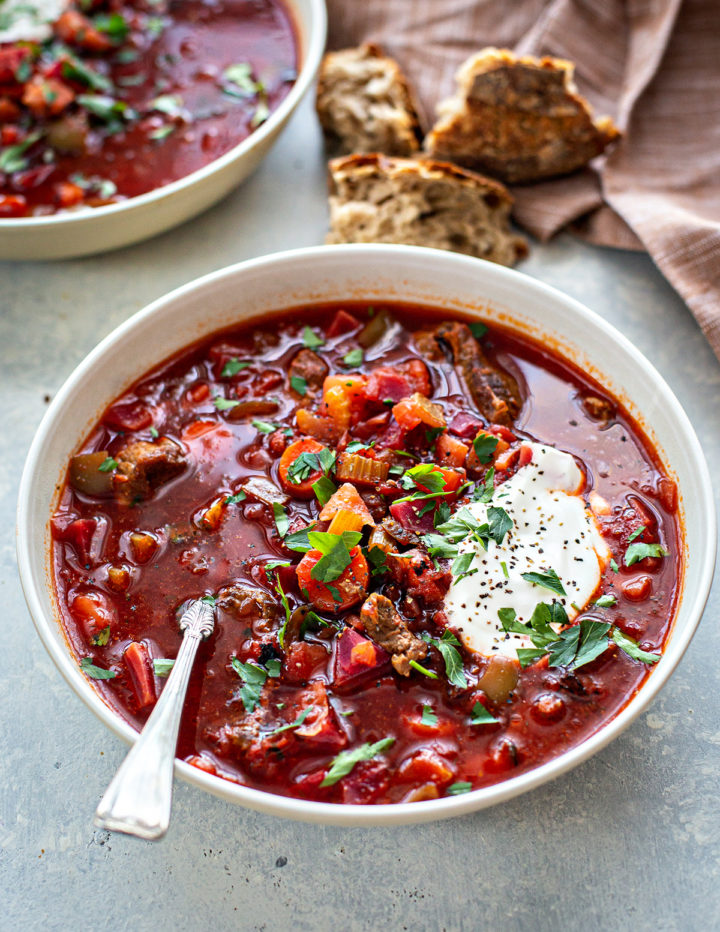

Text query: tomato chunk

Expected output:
[124,641,156,710]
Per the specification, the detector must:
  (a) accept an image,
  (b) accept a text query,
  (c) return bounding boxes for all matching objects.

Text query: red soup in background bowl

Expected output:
[17,245,716,825]
[0,0,326,257]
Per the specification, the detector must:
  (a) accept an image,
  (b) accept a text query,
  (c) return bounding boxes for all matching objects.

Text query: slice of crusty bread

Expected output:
[326,153,527,266]
[425,47,620,183]
[316,44,422,157]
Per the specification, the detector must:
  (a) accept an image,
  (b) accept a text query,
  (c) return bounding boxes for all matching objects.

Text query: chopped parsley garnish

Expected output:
[225,492,247,505]
[252,419,281,434]
[473,466,495,503]
[624,542,669,566]
[98,457,118,473]
[447,782,473,795]
[521,568,566,596]
[150,123,174,141]
[342,348,363,367]
[594,594,617,607]
[91,626,110,647]
[272,502,289,537]
[611,629,660,664]
[469,321,488,339]
[268,706,314,736]
[420,705,437,727]
[409,659,438,679]
[274,571,291,648]
[0,132,41,174]
[627,525,646,542]
[223,62,261,95]
[287,449,335,485]
[308,530,362,584]
[250,100,270,127]
[470,702,498,725]
[451,550,476,584]
[284,524,316,552]
[153,659,175,677]
[80,657,117,679]
[312,475,337,507]
[290,375,307,396]
[320,737,394,787]
[346,440,373,453]
[61,58,113,93]
[230,657,275,712]
[420,631,467,688]
[473,434,498,464]
[214,396,239,411]
[610,558,619,573]
[221,357,250,377]
[302,326,324,349]
[93,12,130,39]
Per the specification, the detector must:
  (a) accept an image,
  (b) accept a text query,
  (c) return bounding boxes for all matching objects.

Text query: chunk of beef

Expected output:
[382,516,422,548]
[217,584,280,634]
[288,349,328,394]
[113,437,186,505]
[417,321,522,426]
[582,394,615,422]
[359,592,427,676]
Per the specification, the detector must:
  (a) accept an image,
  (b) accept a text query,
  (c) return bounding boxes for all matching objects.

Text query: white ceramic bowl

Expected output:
[17,245,716,825]
[0,0,326,260]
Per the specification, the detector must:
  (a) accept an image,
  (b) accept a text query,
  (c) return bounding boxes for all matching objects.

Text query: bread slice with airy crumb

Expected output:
[316,44,422,156]
[425,47,620,183]
[326,154,527,266]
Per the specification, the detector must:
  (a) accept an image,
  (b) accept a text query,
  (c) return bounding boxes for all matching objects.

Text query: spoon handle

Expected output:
[93,599,215,840]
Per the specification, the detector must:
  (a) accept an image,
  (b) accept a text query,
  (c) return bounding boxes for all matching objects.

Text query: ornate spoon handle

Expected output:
[93,599,215,840]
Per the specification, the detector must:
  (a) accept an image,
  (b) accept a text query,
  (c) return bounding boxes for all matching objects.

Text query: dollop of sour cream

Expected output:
[0,0,68,44]
[444,442,610,660]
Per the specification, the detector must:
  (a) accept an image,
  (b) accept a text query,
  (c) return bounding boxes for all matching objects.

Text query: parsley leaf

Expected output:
[274,571,291,648]
[308,531,362,584]
[470,701,498,725]
[284,524,316,552]
[230,657,269,712]
[91,626,110,647]
[343,348,363,367]
[627,525,646,542]
[290,375,307,396]
[222,358,250,377]
[98,457,117,473]
[594,593,617,607]
[487,506,512,545]
[624,542,669,566]
[420,631,467,688]
[80,657,117,679]
[469,321,488,339]
[302,326,324,349]
[473,466,495,503]
[420,705,438,727]
[320,737,394,787]
[572,619,612,668]
[225,492,247,505]
[473,434,498,464]
[447,781,473,795]
[272,502,289,537]
[252,419,281,434]
[214,396,239,411]
[312,475,337,506]
[269,706,315,736]
[153,659,174,677]
[521,568,566,596]
[451,551,475,583]
[409,659,438,678]
[612,628,660,664]
[287,449,335,485]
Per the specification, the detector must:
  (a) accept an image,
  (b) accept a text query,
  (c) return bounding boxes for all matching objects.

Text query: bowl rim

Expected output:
[17,244,717,826]
[0,0,327,233]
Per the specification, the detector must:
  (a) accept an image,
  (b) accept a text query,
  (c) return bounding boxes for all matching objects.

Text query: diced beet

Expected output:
[389,499,436,534]
[353,411,391,440]
[327,309,361,337]
[124,641,156,710]
[365,368,413,404]
[340,759,392,804]
[104,399,153,432]
[373,421,405,451]
[449,412,484,439]
[283,641,329,684]
[62,517,98,564]
[332,628,390,689]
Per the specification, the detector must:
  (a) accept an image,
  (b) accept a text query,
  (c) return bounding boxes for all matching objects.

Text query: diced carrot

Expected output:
[392,393,446,431]
[54,181,84,208]
[124,641,156,710]
[350,639,378,667]
[319,482,375,526]
[22,77,74,117]
[71,592,117,643]
[55,10,113,51]
[397,750,455,785]
[296,547,368,612]
[518,444,533,468]
[328,509,366,535]
[279,438,329,498]
[198,495,227,531]
[106,565,131,592]
[436,432,469,468]
[129,531,158,563]
[322,374,366,432]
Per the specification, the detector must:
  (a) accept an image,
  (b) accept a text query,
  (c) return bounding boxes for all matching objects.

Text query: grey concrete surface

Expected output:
[1,94,718,932]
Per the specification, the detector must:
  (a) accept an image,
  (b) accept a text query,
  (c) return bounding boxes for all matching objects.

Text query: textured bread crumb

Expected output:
[425,47,620,183]
[316,44,421,156]
[326,154,527,266]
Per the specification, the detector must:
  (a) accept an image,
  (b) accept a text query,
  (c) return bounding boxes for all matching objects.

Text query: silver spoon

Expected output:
[94,598,215,840]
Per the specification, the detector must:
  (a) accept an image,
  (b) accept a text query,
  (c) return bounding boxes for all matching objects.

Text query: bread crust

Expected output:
[316,44,422,156]
[425,47,620,183]
[326,153,527,266]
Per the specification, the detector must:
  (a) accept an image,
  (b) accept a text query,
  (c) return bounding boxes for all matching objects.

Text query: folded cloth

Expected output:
[326,0,720,360]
